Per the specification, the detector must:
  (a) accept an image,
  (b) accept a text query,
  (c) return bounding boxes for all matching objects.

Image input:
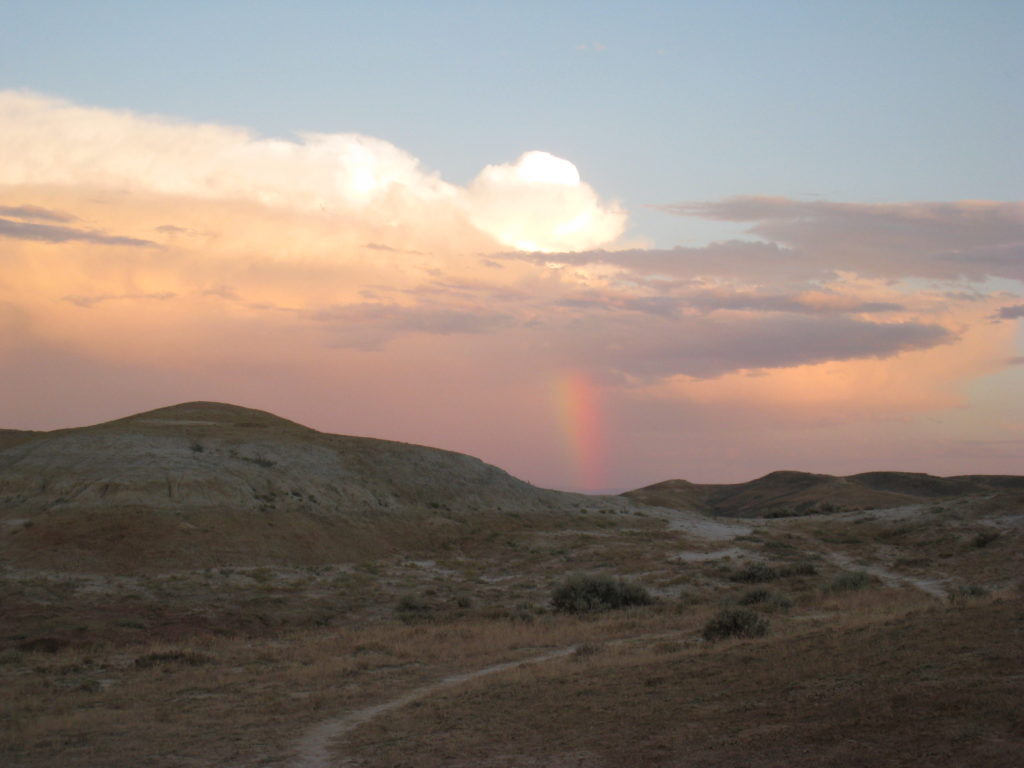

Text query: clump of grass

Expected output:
[949,584,989,602]
[134,651,212,669]
[393,593,430,614]
[729,564,778,583]
[247,567,277,584]
[972,530,1000,548]
[737,588,793,611]
[572,642,602,661]
[826,570,875,593]
[17,637,68,654]
[702,608,769,641]
[785,561,818,576]
[395,594,432,618]
[737,588,771,605]
[550,574,652,614]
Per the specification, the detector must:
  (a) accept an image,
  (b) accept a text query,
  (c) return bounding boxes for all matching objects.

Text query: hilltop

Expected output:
[0,401,635,572]
[624,469,1024,517]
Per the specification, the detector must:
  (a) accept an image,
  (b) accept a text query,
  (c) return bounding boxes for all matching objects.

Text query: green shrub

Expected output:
[551,574,652,614]
[826,570,875,593]
[702,608,769,641]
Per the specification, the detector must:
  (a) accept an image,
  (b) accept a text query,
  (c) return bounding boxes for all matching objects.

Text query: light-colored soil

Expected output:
[822,549,949,598]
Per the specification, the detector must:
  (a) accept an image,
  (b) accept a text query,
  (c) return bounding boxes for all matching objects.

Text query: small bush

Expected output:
[784,561,818,576]
[572,642,602,660]
[738,588,770,605]
[134,651,212,669]
[738,588,792,611]
[826,570,875,593]
[17,637,68,654]
[729,564,779,583]
[247,567,276,584]
[972,530,1000,548]
[702,608,769,641]
[396,594,431,614]
[551,574,652,614]
[949,584,989,602]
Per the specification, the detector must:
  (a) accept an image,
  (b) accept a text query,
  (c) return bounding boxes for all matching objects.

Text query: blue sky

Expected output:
[3,0,1021,247]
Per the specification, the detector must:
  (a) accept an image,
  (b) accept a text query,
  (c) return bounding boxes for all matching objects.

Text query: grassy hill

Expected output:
[0,402,635,572]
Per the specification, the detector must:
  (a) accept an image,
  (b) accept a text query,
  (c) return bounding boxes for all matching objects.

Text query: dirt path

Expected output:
[823,550,948,598]
[291,646,578,768]
[652,507,753,540]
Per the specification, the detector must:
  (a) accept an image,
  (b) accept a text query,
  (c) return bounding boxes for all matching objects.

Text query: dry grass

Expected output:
[2,489,1020,767]
[341,596,1024,768]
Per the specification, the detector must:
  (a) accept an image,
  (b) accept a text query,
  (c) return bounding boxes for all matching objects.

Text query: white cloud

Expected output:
[464,151,626,252]
[0,91,625,253]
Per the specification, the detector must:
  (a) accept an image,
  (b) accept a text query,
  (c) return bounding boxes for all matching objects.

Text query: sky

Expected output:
[1,1,1022,492]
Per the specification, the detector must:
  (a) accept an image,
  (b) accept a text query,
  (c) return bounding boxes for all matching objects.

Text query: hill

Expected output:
[0,402,633,572]
[2,405,1021,768]
[624,469,1024,517]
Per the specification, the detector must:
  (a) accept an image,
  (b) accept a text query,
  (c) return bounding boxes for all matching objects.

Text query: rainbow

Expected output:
[554,370,606,491]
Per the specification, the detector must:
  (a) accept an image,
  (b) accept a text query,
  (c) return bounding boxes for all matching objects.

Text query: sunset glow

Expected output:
[554,371,607,491]
[1,4,1021,491]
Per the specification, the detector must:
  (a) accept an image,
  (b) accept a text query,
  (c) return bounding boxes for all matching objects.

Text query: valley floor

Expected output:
[1,496,1021,767]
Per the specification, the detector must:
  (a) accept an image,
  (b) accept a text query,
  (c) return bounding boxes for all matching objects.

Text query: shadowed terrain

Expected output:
[0,402,637,573]
[1,403,1020,767]
[624,470,1024,517]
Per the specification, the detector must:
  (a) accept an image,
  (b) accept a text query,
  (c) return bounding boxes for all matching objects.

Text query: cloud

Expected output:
[657,196,1024,281]
[0,204,76,223]
[62,292,177,308]
[684,291,903,316]
[0,91,624,253]
[2,93,1021,490]
[464,151,626,252]
[312,302,516,349]
[0,216,156,246]
[515,240,835,283]
[362,242,424,255]
[546,288,903,319]
[994,304,1024,320]
[552,312,954,381]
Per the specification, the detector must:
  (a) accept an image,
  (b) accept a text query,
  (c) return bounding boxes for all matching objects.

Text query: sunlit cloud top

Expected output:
[0,92,624,254]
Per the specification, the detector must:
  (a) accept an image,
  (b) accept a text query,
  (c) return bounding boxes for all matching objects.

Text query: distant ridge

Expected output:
[623,469,1024,517]
[0,402,634,572]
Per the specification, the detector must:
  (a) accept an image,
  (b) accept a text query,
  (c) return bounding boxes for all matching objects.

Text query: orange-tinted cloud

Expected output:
[1,95,1021,490]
